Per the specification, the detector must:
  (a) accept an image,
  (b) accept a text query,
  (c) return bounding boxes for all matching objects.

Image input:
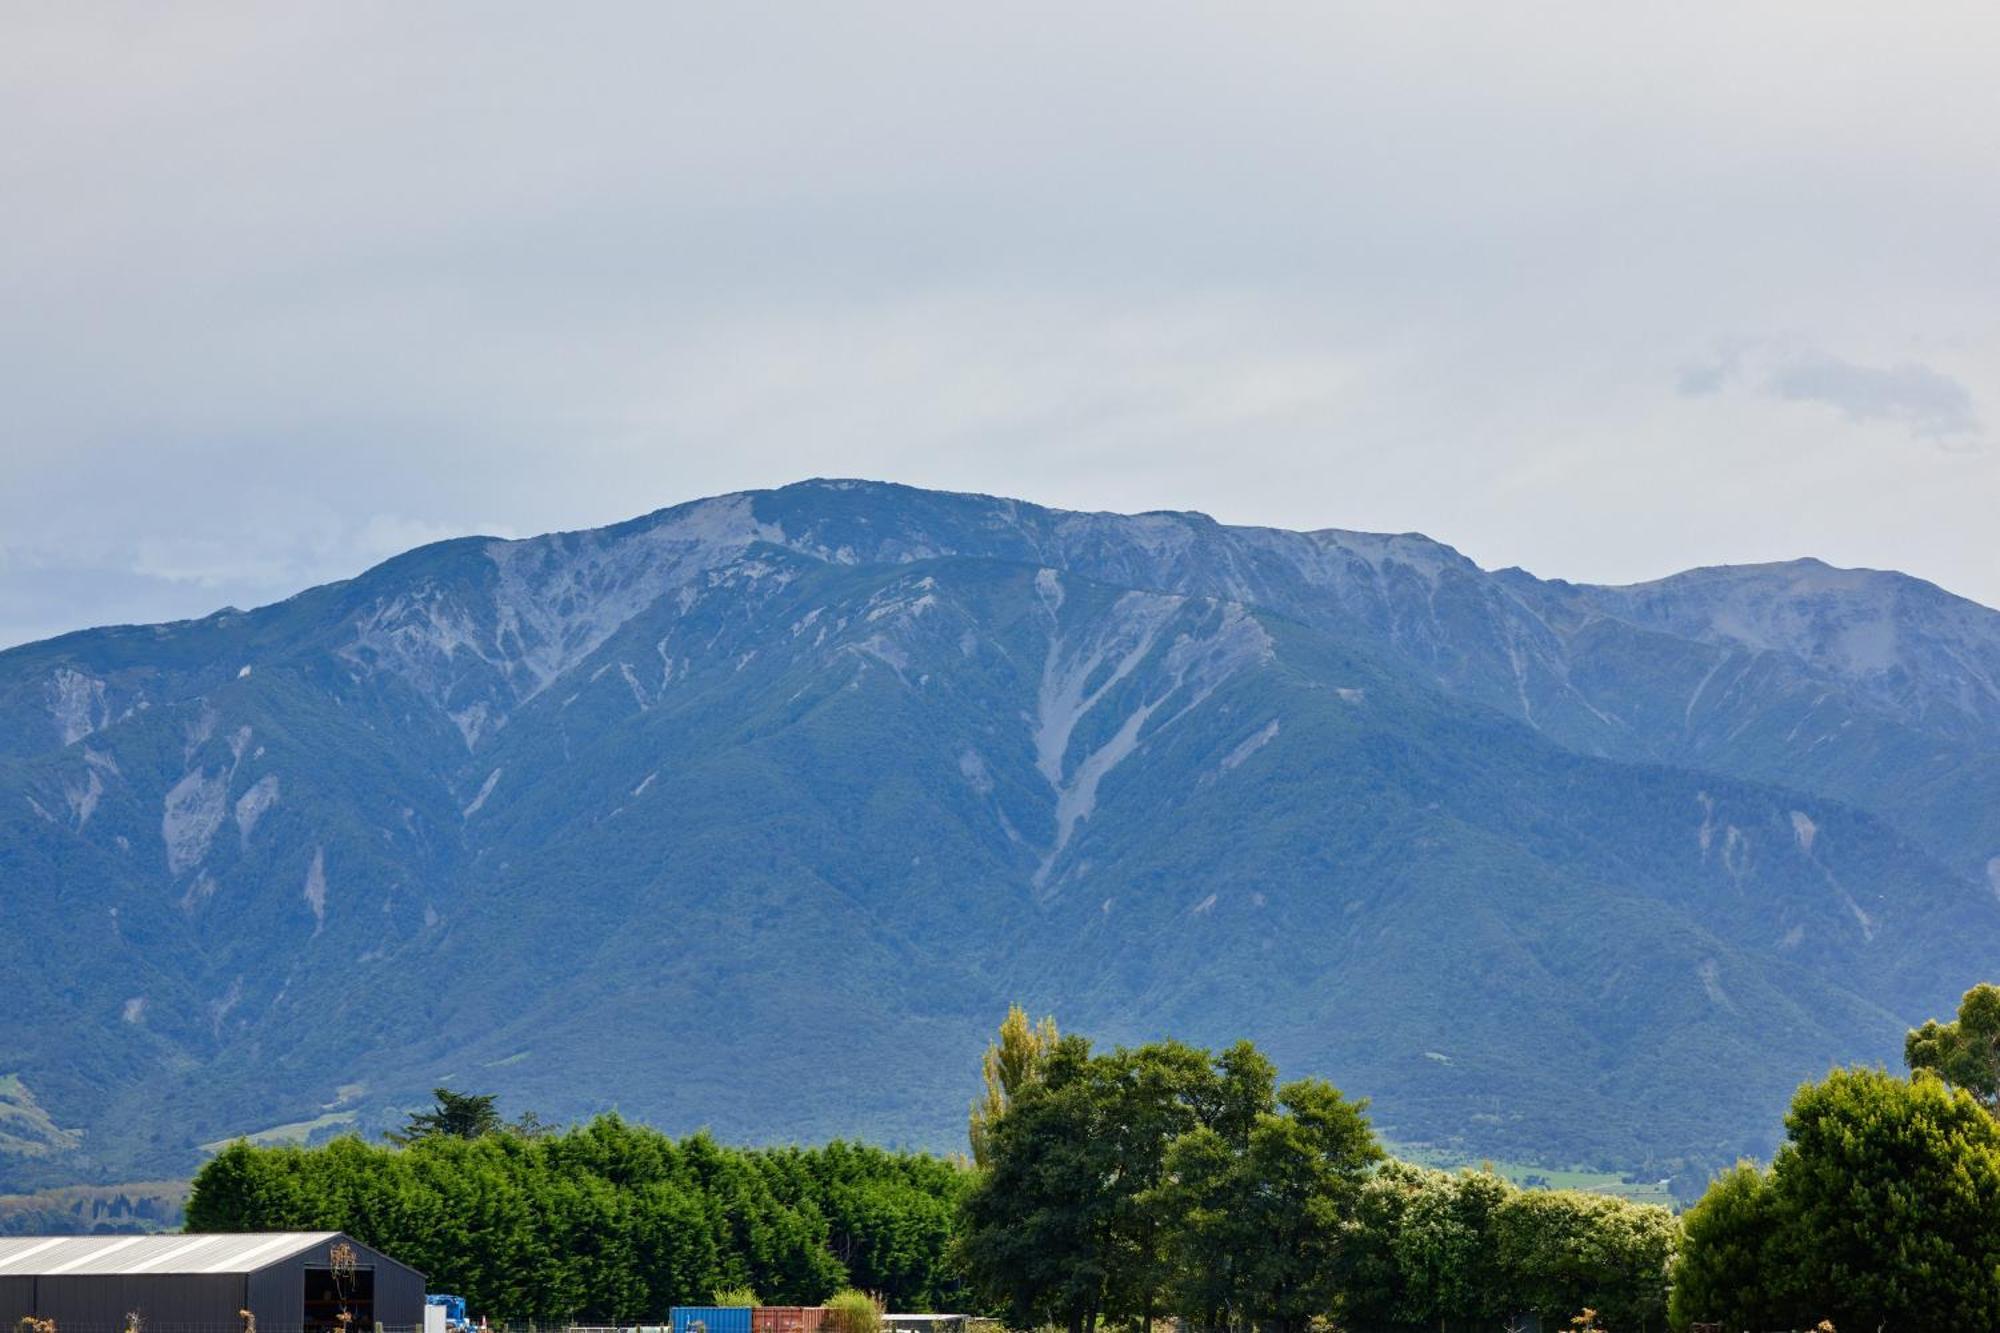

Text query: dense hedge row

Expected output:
[188,1119,968,1322]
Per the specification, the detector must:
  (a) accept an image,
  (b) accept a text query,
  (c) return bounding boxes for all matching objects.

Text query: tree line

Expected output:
[189,984,2000,1331]
[188,1114,967,1322]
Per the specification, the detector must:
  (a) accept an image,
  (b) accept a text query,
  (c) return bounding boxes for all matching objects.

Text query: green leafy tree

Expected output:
[1906,982,2000,1111]
[1153,1079,1382,1333]
[1672,1066,2000,1331]
[1233,1080,1384,1333]
[1346,1162,1512,1329]
[1667,1163,1780,1333]
[958,1035,1115,1333]
[958,1035,1251,1333]
[1491,1187,1675,1331]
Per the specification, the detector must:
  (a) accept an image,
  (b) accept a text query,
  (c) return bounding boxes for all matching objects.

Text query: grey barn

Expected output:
[0,1233,426,1333]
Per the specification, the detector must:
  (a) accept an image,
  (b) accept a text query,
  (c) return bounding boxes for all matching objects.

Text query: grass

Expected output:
[200,1111,358,1153]
[0,1074,84,1158]
[1385,1140,1678,1209]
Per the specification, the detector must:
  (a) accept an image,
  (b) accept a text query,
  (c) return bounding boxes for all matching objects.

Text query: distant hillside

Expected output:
[3,479,1997,1195]
[0,1179,187,1235]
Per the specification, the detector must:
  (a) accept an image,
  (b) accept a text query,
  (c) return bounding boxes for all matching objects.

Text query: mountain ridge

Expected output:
[2,479,1996,1197]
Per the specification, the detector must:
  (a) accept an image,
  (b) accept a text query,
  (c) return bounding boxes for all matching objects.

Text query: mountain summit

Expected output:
[4,480,1997,1192]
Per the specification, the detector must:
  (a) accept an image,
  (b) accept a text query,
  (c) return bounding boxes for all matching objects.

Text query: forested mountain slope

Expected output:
[3,480,1995,1193]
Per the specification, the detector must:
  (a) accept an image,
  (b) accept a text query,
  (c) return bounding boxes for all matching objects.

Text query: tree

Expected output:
[1346,1162,1512,1329]
[957,1034,1113,1333]
[968,1006,1059,1167]
[1767,1067,2000,1329]
[1667,1163,1779,1333]
[1153,1079,1382,1333]
[392,1088,504,1143]
[1491,1187,1675,1332]
[959,1035,1258,1333]
[1906,982,2000,1111]
[1233,1080,1384,1333]
[1671,1067,2000,1331]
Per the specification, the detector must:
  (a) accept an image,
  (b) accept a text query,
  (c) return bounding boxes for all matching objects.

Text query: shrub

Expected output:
[824,1290,884,1333]
[713,1290,761,1309]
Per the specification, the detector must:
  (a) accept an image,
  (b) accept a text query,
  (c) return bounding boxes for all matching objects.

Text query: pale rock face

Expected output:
[1593,560,2000,727]
[304,848,327,930]
[46,668,111,745]
[484,493,782,696]
[1221,719,1281,773]
[64,767,104,831]
[1029,587,1274,890]
[1790,811,1818,856]
[235,774,281,845]
[463,767,501,817]
[162,768,228,875]
[957,748,993,794]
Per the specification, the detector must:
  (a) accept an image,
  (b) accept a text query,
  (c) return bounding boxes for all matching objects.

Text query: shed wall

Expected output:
[33,1272,248,1332]
[254,1235,426,1333]
[0,1235,424,1333]
[0,1276,36,1326]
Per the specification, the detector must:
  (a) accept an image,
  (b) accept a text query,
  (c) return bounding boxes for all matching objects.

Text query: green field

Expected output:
[1385,1140,1678,1208]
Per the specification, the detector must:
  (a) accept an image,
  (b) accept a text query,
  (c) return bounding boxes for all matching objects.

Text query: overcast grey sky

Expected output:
[4,3,1997,648]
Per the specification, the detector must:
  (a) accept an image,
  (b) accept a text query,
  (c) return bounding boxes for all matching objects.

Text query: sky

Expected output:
[3,3,1998,648]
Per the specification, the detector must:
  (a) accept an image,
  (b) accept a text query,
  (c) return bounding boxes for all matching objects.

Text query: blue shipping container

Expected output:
[673,1308,754,1333]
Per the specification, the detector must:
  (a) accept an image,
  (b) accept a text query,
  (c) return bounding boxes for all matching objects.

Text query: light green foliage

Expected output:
[711,1290,760,1308]
[186,1117,969,1323]
[1490,1187,1675,1331]
[967,1007,1059,1168]
[822,1290,883,1333]
[1347,1161,1511,1328]
[1671,1066,2000,1331]
[1906,982,2000,1110]
[1345,1162,1674,1331]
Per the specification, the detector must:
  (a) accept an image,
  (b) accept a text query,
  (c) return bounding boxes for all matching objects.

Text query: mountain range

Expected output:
[4,479,1998,1197]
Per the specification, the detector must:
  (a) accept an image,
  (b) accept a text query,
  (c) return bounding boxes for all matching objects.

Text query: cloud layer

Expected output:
[3,3,1998,646]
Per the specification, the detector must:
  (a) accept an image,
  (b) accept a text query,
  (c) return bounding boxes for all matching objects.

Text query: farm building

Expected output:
[0,1232,426,1333]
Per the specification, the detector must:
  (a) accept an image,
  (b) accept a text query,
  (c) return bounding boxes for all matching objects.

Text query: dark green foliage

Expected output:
[390,1088,503,1143]
[958,1035,1291,1333]
[186,1117,969,1322]
[1154,1080,1384,1333]
[1670,1067,2000,1331]
[962,1024,1674,1333]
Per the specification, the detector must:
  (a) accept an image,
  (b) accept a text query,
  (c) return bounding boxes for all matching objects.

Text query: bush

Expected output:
[824,1290,884,1333]
[712,1290,761,1309]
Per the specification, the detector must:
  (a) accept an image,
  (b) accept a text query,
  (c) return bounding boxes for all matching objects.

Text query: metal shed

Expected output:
[0,1233,426,1333]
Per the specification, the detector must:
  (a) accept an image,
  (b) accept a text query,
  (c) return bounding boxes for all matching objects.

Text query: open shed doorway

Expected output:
[304,1262,376,1333]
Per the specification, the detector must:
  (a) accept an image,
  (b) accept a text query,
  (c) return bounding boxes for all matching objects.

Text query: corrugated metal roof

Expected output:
[0,1233,344,1276]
